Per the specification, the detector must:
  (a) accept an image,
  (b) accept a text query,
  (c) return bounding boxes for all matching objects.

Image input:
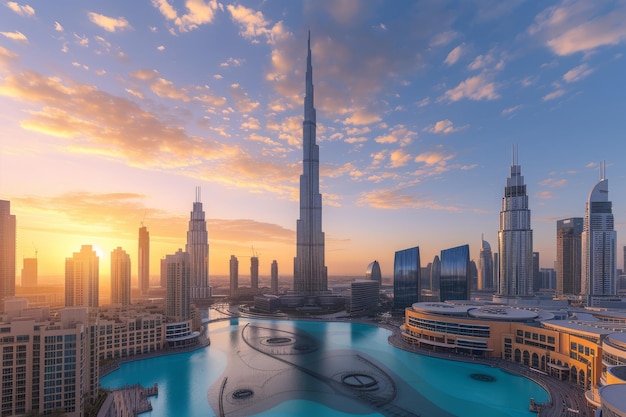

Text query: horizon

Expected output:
[1,1,625,285]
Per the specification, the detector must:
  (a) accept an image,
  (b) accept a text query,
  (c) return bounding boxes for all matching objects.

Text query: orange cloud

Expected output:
[152,0,222,33]
[442,74,499,102]
[1,31,28,43]
[6,2,34,16]
[357,188,461,211]
[88,12,132,32]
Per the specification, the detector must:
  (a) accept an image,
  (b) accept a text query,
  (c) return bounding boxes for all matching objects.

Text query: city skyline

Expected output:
[1,1,625,283]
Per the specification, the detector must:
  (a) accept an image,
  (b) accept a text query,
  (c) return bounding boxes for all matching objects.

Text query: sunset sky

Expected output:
[1,0,625,287]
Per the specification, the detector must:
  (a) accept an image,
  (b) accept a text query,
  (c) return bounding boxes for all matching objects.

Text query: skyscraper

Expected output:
[478,236,493,291]
[556,217,583,296]
[21,257,37,287]
[186,187,210,299]
[165,249,190,322]
[430,255,441,299]
[111,247,131,306]
[271,260,278,294]
[498,149,533,296]
[250,256,259,289]
[138,224,150,296]
[65,245,99,307]
[230,255,239,297]
[532,252,540,292]
[582,165,617,300]
[440,244,470,302]
[294,32,328,295]
[393,246,420,310]
[365,260,382,285]
[0,200,16,301]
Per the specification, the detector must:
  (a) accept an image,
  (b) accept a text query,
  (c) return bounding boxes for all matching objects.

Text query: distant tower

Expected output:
[430,255,441,300]
[498,147,533,297]
[65,245,99,307]
[582,163,617,301]
[393,246,420,310]
[532,252,540,292]
[165,249,190,322]
[478,236,493,291]
[186,187,210,298]
[440,244,470,302]
[293,32,328,295]
[0,200,16,301]
[230,255,239,297]
[250,256,259,289]
[111,247,131,306]
[138,224,150,296]
[271,260,278,294]
[365,260,382,285]
[21,256,37,287]
[160,257,167,289]
[557,218,583,296]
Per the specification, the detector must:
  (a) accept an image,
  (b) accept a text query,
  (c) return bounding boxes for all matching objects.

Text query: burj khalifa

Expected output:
[293,33,328,295]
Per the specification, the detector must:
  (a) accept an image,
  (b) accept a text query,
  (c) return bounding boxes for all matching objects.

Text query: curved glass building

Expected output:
[365,260,382,284]
[478,237,494,291]
[440,244,470,301]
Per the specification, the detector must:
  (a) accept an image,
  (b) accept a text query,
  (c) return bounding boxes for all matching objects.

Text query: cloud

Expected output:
[563,63,593,83]
[357,188,461,211]
[157,45,165,51]
[88,12,132,32]
[343,109,382,126]
[1,31,28,43]
[535,191,554,200]
[220,57,244,67]
[542,88,565,101]
[539,178,568,188]
[374,125,416,146]
[151,0,221,33]
[414,151,455,166]
[424,119,468,135]
[6,2,34,16]
[430,30,458,47]
[501,104,522,115]
[389,149,411,168]
[0,46,18,67]
[54,21,64,32]
[444,44,464,66]
[344,136,367,144]
[229,83,260,113]
[442,74,499,102]
[529,0,626,55]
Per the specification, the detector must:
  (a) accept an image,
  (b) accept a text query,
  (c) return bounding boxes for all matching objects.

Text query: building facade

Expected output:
[0,200,16,303]
[478,237,494,291]
[270,260,278,294]
[186,188,210,299]
[230,255,238,297]
[350,280,379,315]
[65,245,99,308]
[365,260,382,285]
[293,33,328,295]
[498,150,533,297]
[21,257,37,287]
[111,247,131,306]
[138,225,150,296]
[393,247,421,311]
[582,169,617,301]
[164,249,190,322]
[250,256,259,289]
[557,217,583,296]
[440,245,470,302]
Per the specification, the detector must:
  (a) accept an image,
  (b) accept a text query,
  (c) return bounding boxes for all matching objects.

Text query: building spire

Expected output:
[305,31,315,123]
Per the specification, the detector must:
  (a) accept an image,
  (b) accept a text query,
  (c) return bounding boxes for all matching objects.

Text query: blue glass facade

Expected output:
[440,244,470,302]
[393,247,421,310]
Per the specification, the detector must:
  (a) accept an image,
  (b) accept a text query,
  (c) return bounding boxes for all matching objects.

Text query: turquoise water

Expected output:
[100,319,549,416]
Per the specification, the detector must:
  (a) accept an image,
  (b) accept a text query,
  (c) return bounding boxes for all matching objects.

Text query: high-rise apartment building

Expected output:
[498,150,533,296]
[493,252,500,292]
[393,246,420,310]
[111,247,131,306]
[533,252,540,292]
[138,224,150,296]
[65,245,99,307]
[230,255,238,297]
[165,249,190,322]
[250,256,259,289]
[365,260,382,285]
[0,200,16,302]
[21,257,37,287]
[186,188,210,299]
[556,217,583,296]
[430,255,441,298]
[270,260,278,294]
[582,166,617,300]
[294,33,328,295]
[478,236,494,291]
[440,244,470,302]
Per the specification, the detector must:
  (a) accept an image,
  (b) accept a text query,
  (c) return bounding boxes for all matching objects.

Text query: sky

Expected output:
[1,0,625,287]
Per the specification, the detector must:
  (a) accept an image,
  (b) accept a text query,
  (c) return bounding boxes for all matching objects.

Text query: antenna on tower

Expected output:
[140,211,147,227]
[195,186,201,203]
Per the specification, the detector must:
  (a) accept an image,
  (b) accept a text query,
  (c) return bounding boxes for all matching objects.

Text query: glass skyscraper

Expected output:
[393,246,420,311]
[556,217,583,296]
[440,244,470,302]
[498,149,533,296]
[478,237,494,291]
[366,260,382,284]
[582,165,617,301]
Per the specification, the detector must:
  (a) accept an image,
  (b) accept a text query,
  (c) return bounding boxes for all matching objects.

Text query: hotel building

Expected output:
[365,260,382,285]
